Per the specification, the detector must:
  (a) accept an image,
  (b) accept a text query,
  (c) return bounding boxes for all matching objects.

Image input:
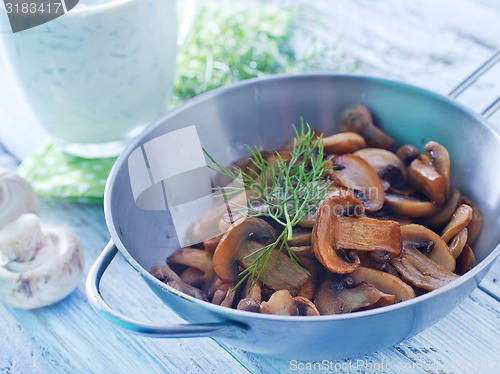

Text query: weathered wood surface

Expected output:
[0,0,499,373]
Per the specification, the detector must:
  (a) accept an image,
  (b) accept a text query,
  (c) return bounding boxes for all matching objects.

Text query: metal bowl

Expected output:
[87,74,500,360]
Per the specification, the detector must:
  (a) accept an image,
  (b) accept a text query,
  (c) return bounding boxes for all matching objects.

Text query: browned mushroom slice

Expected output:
[401,224,455,272]
[396,145,420,167]
[448,228,468,259]
[289,246,313,257]
[425,141,450,199]
[180,267,205,287]
[356,251,401,277]
[213,217,309,295]
[293,296,320,316]
[296,256,317,300]
[350,267,415,302]
[390,246,459,291]
[242,279,262,303]
[462,196,482,245]
[340,104,395,150]
[330,154,385,213]
[212,283,239,308]
[168,248,213,274]
[260,289,299,315]
[322,132,366,154]
[314,278,396,315]
[236,298,260,312]
[203,234,223,254]
[384,193,439,219]
[287,227,312,246]
[419,187,461,229]
[407,158,447,206]
[441,204,473,243]
[353,148,407,188]
[455,245,475,275]
[150,265,208,301]
[312,196,401,274]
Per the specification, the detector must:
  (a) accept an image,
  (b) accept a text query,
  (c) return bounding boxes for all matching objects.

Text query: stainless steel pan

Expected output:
[87,51,500,359]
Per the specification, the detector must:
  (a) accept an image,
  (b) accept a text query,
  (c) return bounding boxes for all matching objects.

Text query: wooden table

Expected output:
[1,1,499,373]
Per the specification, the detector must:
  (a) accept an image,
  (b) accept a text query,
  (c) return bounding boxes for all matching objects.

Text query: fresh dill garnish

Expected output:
[204,119,333,291]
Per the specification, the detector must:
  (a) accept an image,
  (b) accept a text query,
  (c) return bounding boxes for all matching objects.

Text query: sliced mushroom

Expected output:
[401,224,455,272]
[0,169,39,229]
[425,141,450,199]
[353,148,407,188]
[296,256,317,300]
[168,248,213,274]
[396,145,420,167]
[287,227,312,246]
[180,267,205,287]
[212,283,239,308]
[322,132,366,154]
[448,228,468,259]
[236,298,260,312]
[419,187,461,228]
[0,214,84,309]
[367,207,413,226]
[390,246,459,291]
[242,278,262,303]
[312,196,401,274]
[203,234,223,254]
[294,296,320,316]
[441,204,473,243]
[407,158,447,206]
[260,289,299,315]
[350,267,415,302]
[455,245,475,275]
[314,278,396,315]
[340,104,395,150]
[356,251,400,277]
[330,154,385,213]
[462,196,482,245]
[150,265,208,301]
[213,217,309,295]
[384,193,439,218]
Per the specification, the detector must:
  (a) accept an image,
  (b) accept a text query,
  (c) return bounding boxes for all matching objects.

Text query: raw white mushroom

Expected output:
[0,169,39,228]
[0,213,84,309]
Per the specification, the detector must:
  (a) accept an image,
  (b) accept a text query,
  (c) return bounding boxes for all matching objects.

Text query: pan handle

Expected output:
[86,240,246,339]
[448,48,500,119]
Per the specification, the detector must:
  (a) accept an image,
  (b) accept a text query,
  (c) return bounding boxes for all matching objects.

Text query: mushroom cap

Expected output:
[0,169,39,229]
[396,145,420,167]
[322,132,366,154]
[0,225,84,309]
[425,141,450,198]
[441,204,473,243]
[213,217,277,284]
[401,224,455,272]
[461,196,482,245]
[384,193,439,218]
[340,104,395,150]
[331,154,385,213]
[353,148,407,187]
[350,266,415,302]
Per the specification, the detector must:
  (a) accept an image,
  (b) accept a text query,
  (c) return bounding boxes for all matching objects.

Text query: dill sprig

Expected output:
[204,120,332,290]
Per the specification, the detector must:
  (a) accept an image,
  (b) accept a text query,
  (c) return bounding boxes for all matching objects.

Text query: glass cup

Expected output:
[0,0,194,158]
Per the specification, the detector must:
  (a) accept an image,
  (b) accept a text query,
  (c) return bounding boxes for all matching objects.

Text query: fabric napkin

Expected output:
[18,140,116,203]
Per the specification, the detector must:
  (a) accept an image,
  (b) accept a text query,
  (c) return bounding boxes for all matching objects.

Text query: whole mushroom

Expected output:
[0,213,84,309]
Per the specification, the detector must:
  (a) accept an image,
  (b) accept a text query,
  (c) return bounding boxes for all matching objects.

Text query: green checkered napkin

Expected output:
[18,140,116,203]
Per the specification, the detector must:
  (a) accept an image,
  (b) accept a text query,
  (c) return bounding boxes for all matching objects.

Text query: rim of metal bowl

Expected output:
[104,72,500,322]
